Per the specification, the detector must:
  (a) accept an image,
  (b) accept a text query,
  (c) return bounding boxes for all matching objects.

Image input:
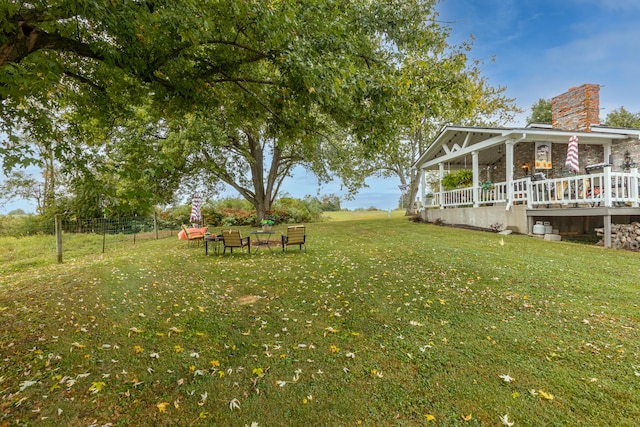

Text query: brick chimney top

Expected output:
[551,84,600,132]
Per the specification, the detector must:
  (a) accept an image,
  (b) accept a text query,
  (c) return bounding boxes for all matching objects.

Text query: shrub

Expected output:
[273,197,322,224]
[489,222,504,232]
[408,214,424,223]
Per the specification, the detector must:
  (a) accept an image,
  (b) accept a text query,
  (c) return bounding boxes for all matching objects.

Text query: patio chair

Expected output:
[281,225,306,252]
[181,224,206,247]
[221,229,251,254]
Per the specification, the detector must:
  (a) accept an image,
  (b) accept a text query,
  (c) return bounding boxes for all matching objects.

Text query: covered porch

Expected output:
[425,168,640,247]
[414,125,640,248]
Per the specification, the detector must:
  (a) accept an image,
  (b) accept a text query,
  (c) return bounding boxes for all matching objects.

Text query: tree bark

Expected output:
[1,20,101,67]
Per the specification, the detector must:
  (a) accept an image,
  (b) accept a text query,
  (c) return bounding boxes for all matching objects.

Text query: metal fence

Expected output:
[0,214,179,269]
[59,216,175,243]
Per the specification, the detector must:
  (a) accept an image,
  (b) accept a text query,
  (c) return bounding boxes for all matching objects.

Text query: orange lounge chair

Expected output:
[180,225,207,247]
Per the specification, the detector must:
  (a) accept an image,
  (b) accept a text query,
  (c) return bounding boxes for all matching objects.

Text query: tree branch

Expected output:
[1,22,102,66]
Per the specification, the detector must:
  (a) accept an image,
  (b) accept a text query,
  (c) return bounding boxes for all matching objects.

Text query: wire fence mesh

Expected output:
[0,215,180,272]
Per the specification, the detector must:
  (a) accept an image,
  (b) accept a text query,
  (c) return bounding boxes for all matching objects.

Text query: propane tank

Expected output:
[533,221,545,235]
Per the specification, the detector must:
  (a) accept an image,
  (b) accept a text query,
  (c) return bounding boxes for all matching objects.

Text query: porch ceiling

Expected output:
[426,128,506,169]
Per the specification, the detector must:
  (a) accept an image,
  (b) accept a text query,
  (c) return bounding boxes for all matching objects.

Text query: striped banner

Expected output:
[565,135,579,173]
[190,193,202,223]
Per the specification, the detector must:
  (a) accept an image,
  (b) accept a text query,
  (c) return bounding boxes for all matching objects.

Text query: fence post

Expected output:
[55,214,63,263]
[133,215,137,244]
[102,217,107,254]
[154,212,159,239]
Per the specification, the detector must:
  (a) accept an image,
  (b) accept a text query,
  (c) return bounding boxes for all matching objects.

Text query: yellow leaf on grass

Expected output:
[538,389,554,400]
[461,414,473,421]
[157,402,169,412]
[88,381,106,394]
[424,413,436,421]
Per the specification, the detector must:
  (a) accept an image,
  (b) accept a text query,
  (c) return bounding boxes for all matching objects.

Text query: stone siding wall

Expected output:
[611,138,640,171]
[508,141,604,180]
[479,138,640,183]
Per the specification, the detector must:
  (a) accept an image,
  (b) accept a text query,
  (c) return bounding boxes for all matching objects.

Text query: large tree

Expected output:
[0,169,44,212]
[527,98,552,125]
[605,107,640,128]
[1,0,510,219]
[367,51,520,215]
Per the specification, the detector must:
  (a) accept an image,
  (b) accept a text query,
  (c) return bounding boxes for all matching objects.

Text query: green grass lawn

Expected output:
[1,215,639,426]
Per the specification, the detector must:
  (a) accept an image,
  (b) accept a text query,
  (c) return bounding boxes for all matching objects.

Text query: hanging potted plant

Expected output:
[441,169,473,190]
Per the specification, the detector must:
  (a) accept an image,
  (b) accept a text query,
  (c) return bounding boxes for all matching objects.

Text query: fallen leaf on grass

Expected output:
[499,374,514,382]
[538,389,554,400]
[500,413,514,426]
[229,398,240,411]
[88,381,106,394]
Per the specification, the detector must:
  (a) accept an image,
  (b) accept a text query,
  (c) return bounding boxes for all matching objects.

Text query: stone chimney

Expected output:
[551,84,600,132]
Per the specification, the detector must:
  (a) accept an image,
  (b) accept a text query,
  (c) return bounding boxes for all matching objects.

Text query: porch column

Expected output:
[604,142,612,164]
[604,214,612,248]
[472,150,479,207]
[603,166,612,207]
[438,162,445,210]
[631,168,639,208]
[419,168,425,209]
[505,139,515,209]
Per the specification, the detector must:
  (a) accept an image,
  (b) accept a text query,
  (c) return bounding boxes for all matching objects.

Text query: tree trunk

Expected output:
[404,167,421,216]
[42,153,55,215]
[247,130,272,222]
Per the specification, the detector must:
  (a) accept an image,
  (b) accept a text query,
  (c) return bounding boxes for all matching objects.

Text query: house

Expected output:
[413,84,640,248]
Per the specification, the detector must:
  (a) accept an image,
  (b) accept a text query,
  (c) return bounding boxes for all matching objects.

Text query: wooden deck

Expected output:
[426,169,640,248]
[430,169,639,210]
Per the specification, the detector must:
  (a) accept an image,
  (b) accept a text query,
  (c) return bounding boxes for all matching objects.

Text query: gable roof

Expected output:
[413,125,640,171]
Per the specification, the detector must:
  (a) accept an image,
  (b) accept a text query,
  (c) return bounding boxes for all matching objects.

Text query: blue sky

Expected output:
[437,0,640,123]
[2,0,640,213]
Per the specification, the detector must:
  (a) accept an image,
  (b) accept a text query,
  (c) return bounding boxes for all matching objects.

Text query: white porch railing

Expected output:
[429,169,640,209]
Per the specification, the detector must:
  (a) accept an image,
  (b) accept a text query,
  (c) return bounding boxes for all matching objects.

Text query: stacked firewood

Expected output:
[595,223,640,250]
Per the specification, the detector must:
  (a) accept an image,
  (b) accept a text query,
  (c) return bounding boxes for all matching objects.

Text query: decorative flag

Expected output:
[565,135,579,173]
[190,193,202,223]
